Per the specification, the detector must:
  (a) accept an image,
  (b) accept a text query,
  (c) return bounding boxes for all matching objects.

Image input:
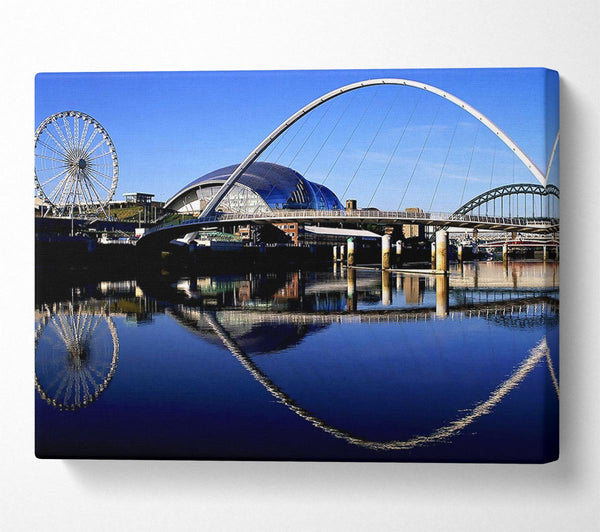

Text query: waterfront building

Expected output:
[402,207,425,240]
[164,162,344,245]
[164,162,343,215]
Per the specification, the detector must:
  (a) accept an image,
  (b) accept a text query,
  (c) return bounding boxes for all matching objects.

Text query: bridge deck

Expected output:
[139,209,559,245]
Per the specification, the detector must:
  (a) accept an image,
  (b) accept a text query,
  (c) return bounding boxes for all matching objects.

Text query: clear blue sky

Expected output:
[35,68,559,213]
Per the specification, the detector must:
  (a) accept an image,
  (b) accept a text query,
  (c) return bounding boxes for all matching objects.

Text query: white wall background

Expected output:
[1,1,598,530]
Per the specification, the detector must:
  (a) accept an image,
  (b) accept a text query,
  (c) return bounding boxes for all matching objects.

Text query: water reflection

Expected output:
[203,322,555,451]
[35,261,559,459]
[35,302,119,410]
[141,261,558,315]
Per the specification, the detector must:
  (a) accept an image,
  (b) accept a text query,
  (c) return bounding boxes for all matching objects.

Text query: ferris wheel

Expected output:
[35,111,118,217]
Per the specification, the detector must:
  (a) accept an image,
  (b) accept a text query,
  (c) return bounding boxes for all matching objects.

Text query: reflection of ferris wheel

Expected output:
[35,302,119,410]
[34,111,118,217]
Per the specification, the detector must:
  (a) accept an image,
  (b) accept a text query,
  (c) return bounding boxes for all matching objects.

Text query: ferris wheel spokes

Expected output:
[35,111,118,218]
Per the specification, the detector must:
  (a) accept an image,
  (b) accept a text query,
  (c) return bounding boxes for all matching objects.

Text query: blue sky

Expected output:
[35,68,559,213]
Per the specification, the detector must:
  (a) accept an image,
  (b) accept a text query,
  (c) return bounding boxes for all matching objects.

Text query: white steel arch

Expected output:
[199,78,547,219]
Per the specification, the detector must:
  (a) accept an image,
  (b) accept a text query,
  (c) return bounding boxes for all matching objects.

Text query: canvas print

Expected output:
[34,68,559,462]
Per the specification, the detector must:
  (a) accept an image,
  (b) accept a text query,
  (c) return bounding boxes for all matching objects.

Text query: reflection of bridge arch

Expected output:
[453,183,560,218]
[172,304,557,451]
[200,78,549,218]
[204,311,554,451]
[35,302,119,411]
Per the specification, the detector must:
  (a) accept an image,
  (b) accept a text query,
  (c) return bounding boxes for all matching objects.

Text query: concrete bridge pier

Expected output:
[382,270,392,306]
[502,242,509,263]
[346,267,357,311]
[457,244,463,262]
[543,245,547,261]
[333,245,338,262]
[395,240,403,265]
[347,237,355,266]
[431,242,436,269]
[340,245,346,263]
[381,234,391,269]
[435,230,449,272]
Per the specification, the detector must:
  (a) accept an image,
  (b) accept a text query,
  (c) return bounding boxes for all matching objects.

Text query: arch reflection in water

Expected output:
[35,302,119,411]
[169,300,558,452]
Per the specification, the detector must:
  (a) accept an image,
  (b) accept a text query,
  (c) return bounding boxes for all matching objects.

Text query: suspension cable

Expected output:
[367,95,421,208]
[303,91,357,178]
[287,100,334,169]
[489,143,497,189]
[398,102,442,211]
[459,123,481,206]
[428,112,459,212]
[341,90,401,200]
[258,106,322,208]
[320,90,378,188]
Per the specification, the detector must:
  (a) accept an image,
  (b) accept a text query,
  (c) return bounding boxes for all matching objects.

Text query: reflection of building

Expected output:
[403,276,424,305]
[273,272,300,301]
[165,162,343,215]
[170,307,328,355]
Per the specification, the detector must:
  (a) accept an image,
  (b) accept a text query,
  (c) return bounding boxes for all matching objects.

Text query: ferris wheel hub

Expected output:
[34,111,119,218]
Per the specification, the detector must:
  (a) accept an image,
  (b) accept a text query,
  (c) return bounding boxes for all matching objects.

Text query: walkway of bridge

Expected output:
[138,208,558,247]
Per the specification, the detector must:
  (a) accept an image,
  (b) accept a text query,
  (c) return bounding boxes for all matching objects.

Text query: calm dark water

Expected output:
[35,261,559,462]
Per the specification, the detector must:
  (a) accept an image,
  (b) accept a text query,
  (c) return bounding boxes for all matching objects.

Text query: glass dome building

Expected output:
[164,162,343,215]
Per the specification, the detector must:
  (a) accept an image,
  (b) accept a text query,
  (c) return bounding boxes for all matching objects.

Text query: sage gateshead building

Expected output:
[164,162,344,215]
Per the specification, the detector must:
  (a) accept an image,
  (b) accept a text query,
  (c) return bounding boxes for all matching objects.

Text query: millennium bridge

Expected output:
[135,78,559,255]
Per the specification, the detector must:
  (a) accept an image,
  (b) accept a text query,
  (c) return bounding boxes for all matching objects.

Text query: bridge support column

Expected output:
[347,267,357,311]
[435,274,449,317]
[382,270,392,306]
[381,234,391,269]
[333,245,338,262]
[543,245,547,261]
[347,237,355,266]
[457,244,463,262]
[395,240,403,265]
[340,245,346,263]
[435,230,449,272]
[502,242,509,263]
[431,242,436,269]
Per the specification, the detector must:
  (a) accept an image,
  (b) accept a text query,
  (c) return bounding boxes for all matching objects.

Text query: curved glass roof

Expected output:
[166,162,343,212]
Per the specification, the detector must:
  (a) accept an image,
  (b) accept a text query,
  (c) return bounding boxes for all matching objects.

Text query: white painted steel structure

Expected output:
[140,209,559,244]
[199,78,549,219]
[34,111,119,218]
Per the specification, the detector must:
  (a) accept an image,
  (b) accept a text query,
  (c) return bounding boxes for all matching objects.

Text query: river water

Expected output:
[35,261,559,462]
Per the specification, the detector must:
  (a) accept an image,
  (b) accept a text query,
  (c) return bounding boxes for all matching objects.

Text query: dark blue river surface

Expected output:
[35,261,559,462]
